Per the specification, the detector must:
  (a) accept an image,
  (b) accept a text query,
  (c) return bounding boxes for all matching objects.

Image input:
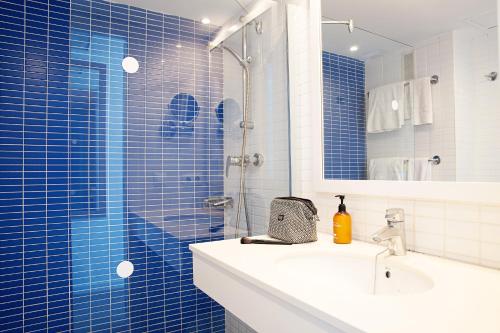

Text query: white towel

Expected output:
[367,82,406,133]
[410,77,433,125]
[368,158,408,181]
[412,158,432,181]
[404,84,412,120]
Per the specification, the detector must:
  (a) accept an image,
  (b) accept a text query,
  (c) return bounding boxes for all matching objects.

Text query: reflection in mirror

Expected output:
[321,0,498,182]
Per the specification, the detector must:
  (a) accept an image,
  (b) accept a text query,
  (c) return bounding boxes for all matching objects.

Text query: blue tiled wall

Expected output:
[0,0,225,332]
[322,51,367,180]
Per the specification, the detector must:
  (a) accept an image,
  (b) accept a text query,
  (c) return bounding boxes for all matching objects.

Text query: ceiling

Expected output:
[107,0,496,60]
[322,0,497,59]
[110,0,253,26]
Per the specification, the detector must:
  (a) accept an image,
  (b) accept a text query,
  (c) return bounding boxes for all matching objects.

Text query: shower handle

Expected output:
[225,154,264,177]
[226,155,246,178]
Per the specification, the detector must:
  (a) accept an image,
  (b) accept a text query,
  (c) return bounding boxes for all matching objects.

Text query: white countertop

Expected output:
[190,233,500,333]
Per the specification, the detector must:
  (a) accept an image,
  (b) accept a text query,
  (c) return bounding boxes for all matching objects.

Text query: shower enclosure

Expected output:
[0,0,290,332]
[218,3,291,239]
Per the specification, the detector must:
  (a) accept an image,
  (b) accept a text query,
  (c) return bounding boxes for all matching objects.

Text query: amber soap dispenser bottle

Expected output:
[333,195,352,244]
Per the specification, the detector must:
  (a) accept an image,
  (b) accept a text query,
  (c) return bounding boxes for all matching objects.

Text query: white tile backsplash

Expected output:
[480,224,500,244]
[480,242,500,267]
[414,200,446,218]
[480,205,500,225]
[306,192,500,269]
[445,202,479,222]
[445,220,479,240]
[415,216,444,234]
[444,237,481,264]
[414,231,445,256]
[305,193,500,270]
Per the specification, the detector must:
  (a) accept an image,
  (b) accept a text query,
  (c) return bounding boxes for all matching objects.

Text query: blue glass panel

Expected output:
[0,1,225,332]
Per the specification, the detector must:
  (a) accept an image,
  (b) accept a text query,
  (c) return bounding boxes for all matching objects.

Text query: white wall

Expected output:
[365,33,457,181]
[290,0,500,270]
[365,50,415,163]
[413,33,458,181]
[453,28,477,181]
[367,27,500,182]
[454,28,500,182]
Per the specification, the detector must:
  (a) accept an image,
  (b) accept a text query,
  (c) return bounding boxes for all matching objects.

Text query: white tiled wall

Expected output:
[413,33,457,181]
[366,34,457,181]
[223,4,290,238]
[289,0,500,271]
[309,194,500,268]
[367,27,499,182]
[365,50,416,163]
[454,28,500,182]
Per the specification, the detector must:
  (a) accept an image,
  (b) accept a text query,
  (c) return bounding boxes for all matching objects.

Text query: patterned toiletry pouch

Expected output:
[268,197,319,244]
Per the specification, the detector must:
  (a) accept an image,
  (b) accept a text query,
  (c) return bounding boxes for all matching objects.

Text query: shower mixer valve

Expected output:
[225,153,264,177]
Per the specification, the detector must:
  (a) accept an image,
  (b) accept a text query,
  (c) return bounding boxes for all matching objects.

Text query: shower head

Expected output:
[322,18,355,33]
[219,44,250,69]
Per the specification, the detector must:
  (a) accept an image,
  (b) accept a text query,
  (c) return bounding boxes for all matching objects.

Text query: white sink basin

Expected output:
[275,251,433,295]
[190,233,500,333]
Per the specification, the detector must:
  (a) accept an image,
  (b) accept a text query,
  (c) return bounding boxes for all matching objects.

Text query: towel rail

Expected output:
[429,75,439,85]
[367,75,439,97]
[428,155,441,165]
[395,156,441,165]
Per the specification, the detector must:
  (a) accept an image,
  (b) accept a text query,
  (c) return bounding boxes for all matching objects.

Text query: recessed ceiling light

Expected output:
[349,45,359,52]
[176,43,182,48]
[201,18,211,25]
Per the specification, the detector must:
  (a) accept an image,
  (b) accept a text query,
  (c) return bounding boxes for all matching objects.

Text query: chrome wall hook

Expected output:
[485,72,497,81]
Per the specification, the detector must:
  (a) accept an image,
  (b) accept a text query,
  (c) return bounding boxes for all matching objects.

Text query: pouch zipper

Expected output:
[276,196,317,215]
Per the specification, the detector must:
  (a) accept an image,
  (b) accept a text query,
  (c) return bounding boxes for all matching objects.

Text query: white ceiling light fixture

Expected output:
[349,45,359,52]
[176,43,182,48]
[201,17,211,25]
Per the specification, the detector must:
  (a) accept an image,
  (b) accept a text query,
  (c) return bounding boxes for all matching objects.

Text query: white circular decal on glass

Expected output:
[391,99,399,110]
[116,260,134,278]
[122,56,139,73]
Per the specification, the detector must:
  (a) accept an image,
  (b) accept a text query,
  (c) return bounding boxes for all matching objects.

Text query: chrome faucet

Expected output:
[372,208,407,256]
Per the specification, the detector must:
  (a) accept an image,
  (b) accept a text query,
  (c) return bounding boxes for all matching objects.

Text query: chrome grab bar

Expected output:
[203,196,234,209]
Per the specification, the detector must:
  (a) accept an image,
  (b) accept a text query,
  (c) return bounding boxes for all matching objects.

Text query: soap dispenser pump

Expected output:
[333,195,352,244]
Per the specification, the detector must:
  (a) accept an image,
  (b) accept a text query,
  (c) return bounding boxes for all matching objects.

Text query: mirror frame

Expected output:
[312,6,500,204]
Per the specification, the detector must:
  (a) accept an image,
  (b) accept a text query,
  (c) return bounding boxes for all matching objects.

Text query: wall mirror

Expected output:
[320,0,498,184]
